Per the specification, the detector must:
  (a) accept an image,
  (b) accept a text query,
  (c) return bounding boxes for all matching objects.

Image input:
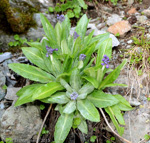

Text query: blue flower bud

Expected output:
[79,54,86,61]
[70,92,78,100]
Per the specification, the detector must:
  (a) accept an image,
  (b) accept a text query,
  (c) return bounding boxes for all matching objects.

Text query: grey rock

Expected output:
[5,87,21,101]
[97,23,105,29]
[142,8,150,17]
[126,45,131,49]
[0,102,5,109]
[123,101,150,143]
[106,14,122,26]
[0,69,6,101]
[101,6,113,13]
[0,52,12,63]
[0,105,42,143]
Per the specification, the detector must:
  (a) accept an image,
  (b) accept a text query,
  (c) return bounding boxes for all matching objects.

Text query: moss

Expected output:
[0,0,37,34]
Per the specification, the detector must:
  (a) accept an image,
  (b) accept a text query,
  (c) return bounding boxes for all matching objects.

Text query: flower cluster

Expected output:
[46,46,58,57]
[79,54,86,61]
[70,92,78,100]
[73,31,79,39]
[101,55,110,68]
[57,14,65,22]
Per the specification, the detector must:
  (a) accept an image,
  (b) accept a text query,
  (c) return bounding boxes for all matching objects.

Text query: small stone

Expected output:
[126,45,131,49]
[127,0,134,5]
[129,98,141,106]
[97,23,105,29]
[107,21,131,36]
[142,9,150,17]
[106,14,122,26]
[127,8,137,15]
[5,87,21,101]
[136,15,147,24]
[0,102,5,109]
[127,40,133,44]
[0,52,12,63]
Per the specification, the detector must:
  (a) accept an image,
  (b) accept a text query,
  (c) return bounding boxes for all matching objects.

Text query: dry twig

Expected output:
[36,104,52,143]
[99,108,132,143]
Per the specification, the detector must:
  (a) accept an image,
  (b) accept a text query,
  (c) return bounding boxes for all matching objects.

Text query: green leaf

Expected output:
[75,14,89,40]
[61,15,71,40]
[60,78,72,93]
[90,136,97,142]
[111,105,125,125]
[61,40,71,55]
[82,76,99,88]
[117,103,133,111]
[84,67,96,78]
[96,38,112,66]
[77,99,100,122]
[62,56,73,72]
[55,22,62,47]
[63,100,76,114]
[40,104,45,110]
[105,107,124,136]
[26,42,44,51]
[15,84,42,106]
[54,113,73,143]
[40,13,56,41]
[22,47,49,72]
[32,82,64,100]
[99,59,127,89]
[144,134,150,140]
[67,10,75,18]
[70,68,81,91]
[47,92,69,104]
[87,91,119,108]
[102,83,128,89]
[77,0,87,9]
[8,63,55,83]
[78,119,88,134]
[84,30,94,47]
[78,83,94,95]
[73,117,81,128]
[14,34,20,40]
[48,7,54,12]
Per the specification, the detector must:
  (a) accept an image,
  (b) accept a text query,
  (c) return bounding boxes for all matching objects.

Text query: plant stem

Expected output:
[99,108,132,143]
[36,104,52,143]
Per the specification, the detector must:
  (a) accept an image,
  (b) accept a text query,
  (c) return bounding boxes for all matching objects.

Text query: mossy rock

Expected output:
[0,0,37,33]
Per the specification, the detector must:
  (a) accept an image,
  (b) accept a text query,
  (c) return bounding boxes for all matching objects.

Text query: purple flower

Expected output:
[79,54,86,61]
[70,92,78,100]
[73,31,79,39]
[57,14,65,22]
[101,55,110,68]
[46,46,58,57]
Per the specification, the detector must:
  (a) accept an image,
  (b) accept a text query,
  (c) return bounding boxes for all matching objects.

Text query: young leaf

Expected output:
[60,78,72,93]
[75,14,89,40]
[47,92,70,104]
[32,82,64,100]
[78,119,88,134]
[22,47,49,72]
[96,38,112,66]
[78,83,94,95]
[99,59,127,89]
[105,107,124,136]
[61,40,71,55]
[117,103,133,111]
[87,91,119,108]
[26,42,44,51]
[54,113,74,143]
[8,63,55,83]
[102,83,128,89]
[40,13,56,41]
[15,84,42,106]
[70,68,81,91]
[82,76,99,88]
[55,22,62,47]
[110,105,125,125]
[63,100,76,114]
[77,99,100,122]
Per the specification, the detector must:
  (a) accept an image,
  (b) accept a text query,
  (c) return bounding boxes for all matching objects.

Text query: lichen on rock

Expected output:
[0,0,37,33]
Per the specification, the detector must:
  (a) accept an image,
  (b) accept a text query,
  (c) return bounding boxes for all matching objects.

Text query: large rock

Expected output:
[0,67,6,101]
[0,105,42,143]
[123,101,150,143]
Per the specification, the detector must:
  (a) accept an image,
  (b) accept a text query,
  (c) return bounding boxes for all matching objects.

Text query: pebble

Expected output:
[129,98,141,106]
[0,52,12,63]
[127,40,133,44]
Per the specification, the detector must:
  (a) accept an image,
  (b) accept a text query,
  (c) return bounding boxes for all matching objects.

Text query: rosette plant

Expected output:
[8,14,133,143]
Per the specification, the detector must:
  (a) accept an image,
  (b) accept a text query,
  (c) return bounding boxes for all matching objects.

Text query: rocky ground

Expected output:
[0,0,150,143]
